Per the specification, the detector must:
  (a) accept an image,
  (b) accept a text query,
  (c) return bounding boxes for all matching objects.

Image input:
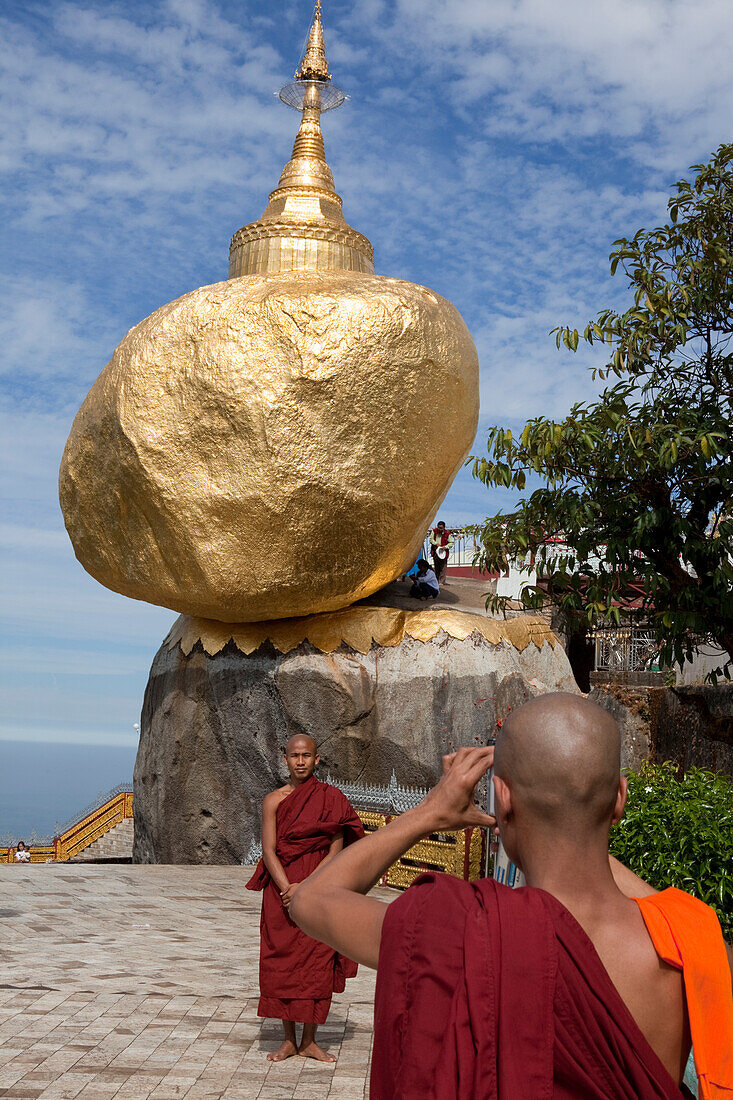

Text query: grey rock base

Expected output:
[589,684,652,773]
[133,616,578,864]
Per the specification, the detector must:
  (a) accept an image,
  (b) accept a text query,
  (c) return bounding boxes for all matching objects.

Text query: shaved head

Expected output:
[494,693,621,831]
[285,734,317,755]
[283,734,319,785]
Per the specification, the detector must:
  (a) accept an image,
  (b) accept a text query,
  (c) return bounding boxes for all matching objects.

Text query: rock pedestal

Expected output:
[133,607,578,864]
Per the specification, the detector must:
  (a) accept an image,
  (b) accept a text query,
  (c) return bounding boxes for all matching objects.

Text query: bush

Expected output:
[610,763,733,940]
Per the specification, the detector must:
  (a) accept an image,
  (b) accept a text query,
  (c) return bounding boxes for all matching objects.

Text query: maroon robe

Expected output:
[372,873,689,1100]
[246,776,364,1024]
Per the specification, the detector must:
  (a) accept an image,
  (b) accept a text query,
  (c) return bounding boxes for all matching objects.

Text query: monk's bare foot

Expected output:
[267,1039,298,1061]
[299,1041,337,1062]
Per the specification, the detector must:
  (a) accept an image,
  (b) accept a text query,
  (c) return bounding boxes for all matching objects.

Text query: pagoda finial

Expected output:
[296,1,330,82]
[228,1,374,278]
[274,1,344,195]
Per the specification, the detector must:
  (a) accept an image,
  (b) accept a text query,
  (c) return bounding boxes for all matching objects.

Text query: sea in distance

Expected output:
[0,740,136,840]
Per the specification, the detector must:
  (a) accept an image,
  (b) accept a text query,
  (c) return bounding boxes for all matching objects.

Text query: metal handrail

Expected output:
[55,782,133,836]
[0,781,133,847]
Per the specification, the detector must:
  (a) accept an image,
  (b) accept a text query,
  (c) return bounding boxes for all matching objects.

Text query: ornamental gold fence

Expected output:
[242,772,488,889]
[3,774,489,887]
[1,786,133,864]
[0,845,56,864]
[358,809,485,889]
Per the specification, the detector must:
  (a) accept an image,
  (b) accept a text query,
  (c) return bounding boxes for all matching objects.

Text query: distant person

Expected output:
[430,520,454,584]
[290,694,733,1098]
[14,841,30,863]
[246,734,364,1063]
[408,559,439,600]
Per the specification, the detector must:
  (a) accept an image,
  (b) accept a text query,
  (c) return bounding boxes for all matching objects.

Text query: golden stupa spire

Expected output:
[229,1,373,278]
[296,0,329,81]
[277,2,335,196]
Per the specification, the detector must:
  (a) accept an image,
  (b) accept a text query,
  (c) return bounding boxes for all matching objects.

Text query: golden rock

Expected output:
[59,271,478,622]
[59,3,480,622]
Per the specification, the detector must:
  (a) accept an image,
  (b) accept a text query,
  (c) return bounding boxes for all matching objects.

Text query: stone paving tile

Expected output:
[0,867,395,1099]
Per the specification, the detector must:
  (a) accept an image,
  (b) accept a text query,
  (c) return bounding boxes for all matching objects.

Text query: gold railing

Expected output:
[0,845,56,864]
[358,810,484,890]
[2,795,482,882]
[55,790,133,861]
[1,791,133,864]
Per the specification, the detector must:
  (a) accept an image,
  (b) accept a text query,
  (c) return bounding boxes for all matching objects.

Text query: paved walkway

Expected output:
[0,866,396,1099]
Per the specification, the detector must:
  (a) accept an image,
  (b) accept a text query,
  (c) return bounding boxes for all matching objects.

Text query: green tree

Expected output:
[471,143,733,679]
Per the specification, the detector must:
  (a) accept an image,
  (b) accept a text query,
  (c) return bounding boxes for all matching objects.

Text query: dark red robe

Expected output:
[372,873,689,1099]
[246,775,364,1024]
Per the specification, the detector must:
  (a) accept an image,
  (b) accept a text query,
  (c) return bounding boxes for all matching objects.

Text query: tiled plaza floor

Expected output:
[0,866,395,1099]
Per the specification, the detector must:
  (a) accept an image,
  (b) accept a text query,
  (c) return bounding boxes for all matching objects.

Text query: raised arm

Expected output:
[261,793,290,895]
[289,748,495,969]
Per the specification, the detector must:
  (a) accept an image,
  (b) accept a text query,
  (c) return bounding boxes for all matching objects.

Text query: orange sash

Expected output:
[635,888,733,1099]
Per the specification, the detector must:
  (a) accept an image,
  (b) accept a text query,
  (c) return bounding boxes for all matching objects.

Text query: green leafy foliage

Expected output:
[610,763,733,939]
[470,144,733,679]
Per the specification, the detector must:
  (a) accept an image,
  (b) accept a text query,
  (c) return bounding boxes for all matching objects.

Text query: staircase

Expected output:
[69,817,134,862]
[2,785,134,863]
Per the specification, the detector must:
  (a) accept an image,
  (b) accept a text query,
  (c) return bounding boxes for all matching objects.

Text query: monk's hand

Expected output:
[281,883,299,909]
[417,746,496,833]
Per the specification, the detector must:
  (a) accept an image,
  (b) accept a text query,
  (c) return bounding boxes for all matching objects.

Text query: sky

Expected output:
[1,0,732,776]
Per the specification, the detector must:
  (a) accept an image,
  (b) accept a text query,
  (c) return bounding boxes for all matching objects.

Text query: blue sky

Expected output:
[2,0,732,753]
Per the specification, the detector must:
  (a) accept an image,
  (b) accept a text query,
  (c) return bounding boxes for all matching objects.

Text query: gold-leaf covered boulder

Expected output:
[59,271,478,622]
[59,3,480,624]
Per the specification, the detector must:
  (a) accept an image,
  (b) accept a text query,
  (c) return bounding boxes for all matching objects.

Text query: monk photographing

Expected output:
[246,734,364,1063]
[290,694,733,1097]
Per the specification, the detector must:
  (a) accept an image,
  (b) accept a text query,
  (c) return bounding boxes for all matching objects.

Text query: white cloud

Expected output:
[0,3,290,232]
[0,522,174,647]
[0,278,120,387]
[355,0,733,167]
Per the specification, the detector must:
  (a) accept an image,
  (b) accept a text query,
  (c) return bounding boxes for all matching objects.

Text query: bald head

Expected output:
[494,693,621,832]
[283,734,319,784]
[285,734,317,755]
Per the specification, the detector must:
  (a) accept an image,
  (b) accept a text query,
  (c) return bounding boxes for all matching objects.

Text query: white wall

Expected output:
[676,645,731,685]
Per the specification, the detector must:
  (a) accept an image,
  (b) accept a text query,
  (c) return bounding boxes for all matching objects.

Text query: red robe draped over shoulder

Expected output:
[246,776,364,1024]
[372,874,690,1100]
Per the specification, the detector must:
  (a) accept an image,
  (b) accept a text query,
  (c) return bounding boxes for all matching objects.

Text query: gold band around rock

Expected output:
[165,606,557,658]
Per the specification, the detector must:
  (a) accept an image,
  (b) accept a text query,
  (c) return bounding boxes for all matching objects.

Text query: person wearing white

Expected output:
[408,560,440,600]
[430,521,454,584]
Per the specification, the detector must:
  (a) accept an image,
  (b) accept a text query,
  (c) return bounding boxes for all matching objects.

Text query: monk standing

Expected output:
[246,734,364,1063]
[290,694,733,1098]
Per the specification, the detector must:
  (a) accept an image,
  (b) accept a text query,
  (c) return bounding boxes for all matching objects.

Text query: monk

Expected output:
[290,694,733,1098]
[246,734,364,1063]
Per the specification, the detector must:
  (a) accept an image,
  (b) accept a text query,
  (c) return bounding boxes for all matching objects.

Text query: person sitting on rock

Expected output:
[408,559,440,601]
[246,734,365,1063]
[289,694,733,1099]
